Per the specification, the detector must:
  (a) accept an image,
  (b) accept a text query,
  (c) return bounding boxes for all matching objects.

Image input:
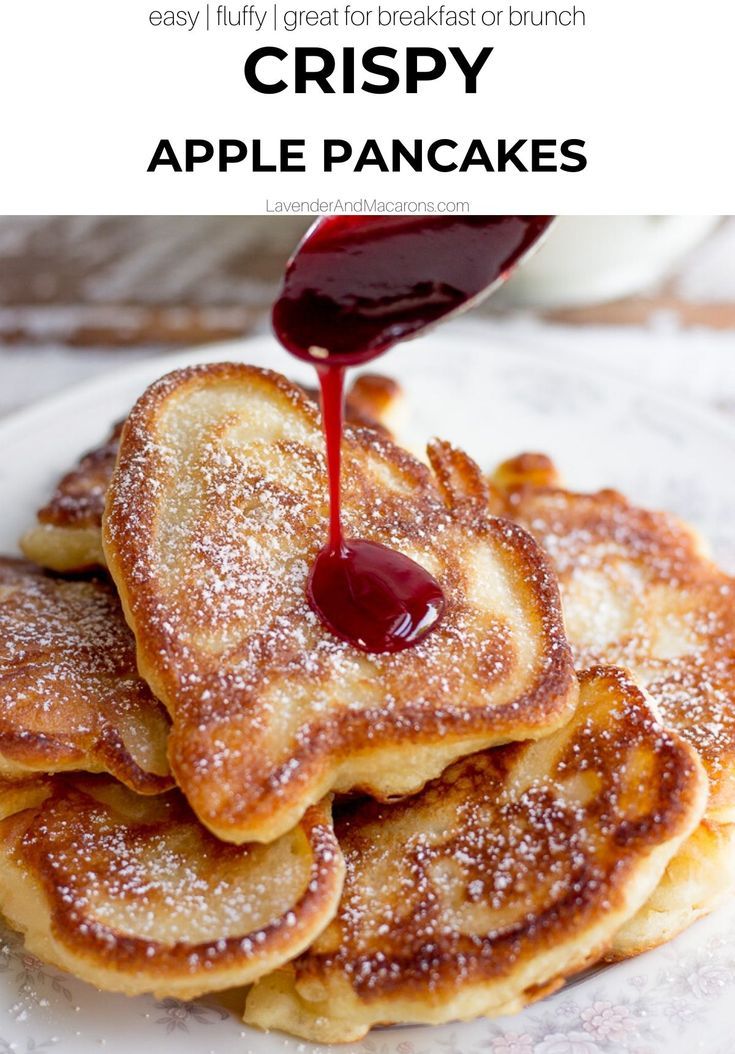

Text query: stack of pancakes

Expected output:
[0,361,730,1043]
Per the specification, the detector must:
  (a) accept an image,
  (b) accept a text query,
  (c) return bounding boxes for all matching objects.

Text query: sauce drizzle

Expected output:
[273,215,552,652]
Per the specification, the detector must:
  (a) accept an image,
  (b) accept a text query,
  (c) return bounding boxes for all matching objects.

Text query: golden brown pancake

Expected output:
[0,776,344,999]
[0,556,172,793]
[20,375,402,573]
[489,453,735,955]
[244,666,706,1042]
[21,421,121,572]
[0,774,53,820]
[339,372,404,436]
[610,820,735,959]
[103,364,577,845]
[488,453,735,822]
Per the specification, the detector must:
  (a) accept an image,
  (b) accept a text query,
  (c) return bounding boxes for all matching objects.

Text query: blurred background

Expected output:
[1,215,735,418]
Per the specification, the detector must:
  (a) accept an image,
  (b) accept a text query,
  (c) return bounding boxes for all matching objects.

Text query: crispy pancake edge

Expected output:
[244,666,707,1041]
[0,556,173,794]
[608,819,735,960]
[0,786,345,999]
[488,452,735,823]
[19,376,400,574]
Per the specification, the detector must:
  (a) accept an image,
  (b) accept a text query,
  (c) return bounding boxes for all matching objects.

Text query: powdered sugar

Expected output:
[293,668,699,1004]
[496,466,735,813]
[0,558,171,791]
[103,365,575,840]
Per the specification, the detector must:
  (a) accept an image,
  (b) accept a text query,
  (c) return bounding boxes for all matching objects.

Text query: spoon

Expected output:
[273,214,555,367]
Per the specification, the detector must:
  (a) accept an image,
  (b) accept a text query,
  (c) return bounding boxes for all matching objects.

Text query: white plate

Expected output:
[1,322,734,1054]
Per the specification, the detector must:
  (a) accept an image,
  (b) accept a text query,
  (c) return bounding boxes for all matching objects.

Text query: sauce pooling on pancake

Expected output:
[273,215,552,653]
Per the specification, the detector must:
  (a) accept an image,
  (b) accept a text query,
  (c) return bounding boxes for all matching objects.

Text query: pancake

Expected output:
[20,375,402,574]
[0,774,53,820]
[336,372,405,437]
[0,556,172,793]
[610,820,735,959]
[488,453,735,954]
[0,776,344,999]
[103,364,577,845]
[244,666,706,1042]
[489,453,735,822]
[21,420,121,572]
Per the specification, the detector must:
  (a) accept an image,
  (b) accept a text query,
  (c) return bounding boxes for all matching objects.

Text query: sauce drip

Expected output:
[273,215,552,653]
[306,363,445,652]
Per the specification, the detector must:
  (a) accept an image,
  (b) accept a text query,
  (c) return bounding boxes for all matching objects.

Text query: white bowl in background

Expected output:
[494,215,720,309]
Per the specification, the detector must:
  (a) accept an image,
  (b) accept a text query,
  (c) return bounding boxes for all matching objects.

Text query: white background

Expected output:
[2,0,734,213]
